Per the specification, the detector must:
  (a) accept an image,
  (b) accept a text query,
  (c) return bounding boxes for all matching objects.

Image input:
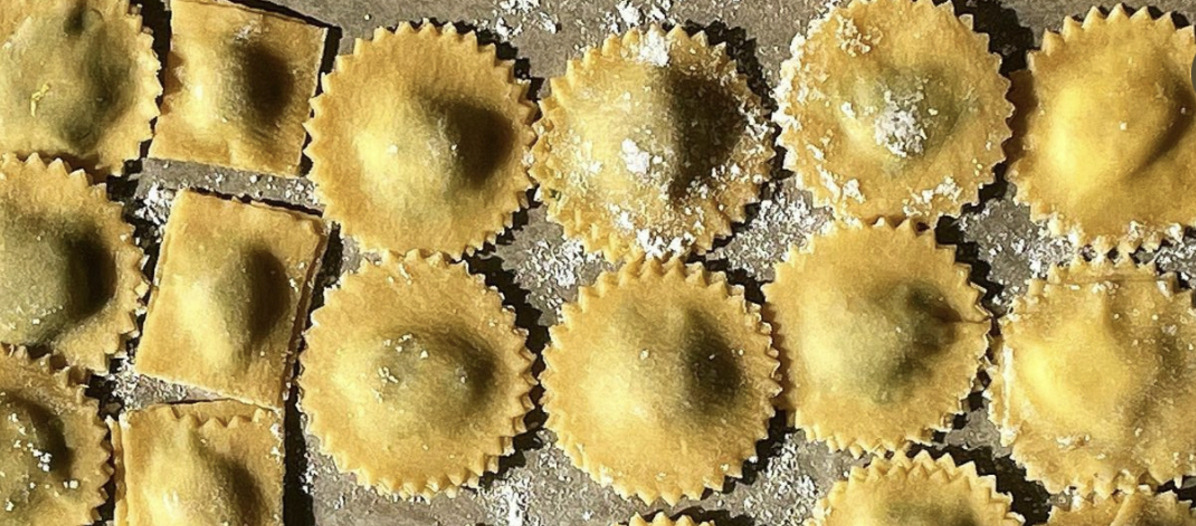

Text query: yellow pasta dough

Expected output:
[1049,489,1196,526]
[0,347,110,526]
[301,251,534,498]
[621,514,713,526]
[112,400,284,526]
[992,260,1196,496]
[764,220,990,455]
[543,258,780,504]
[149,0,327,176]
[0,154,146,372]
[0,0,160,176]
[1008,5,1196,251]
[809,452,1022,526]
[532,25,773,261]
[774,0,1011,223]
[306,22,535,257]
[136,190,327,409]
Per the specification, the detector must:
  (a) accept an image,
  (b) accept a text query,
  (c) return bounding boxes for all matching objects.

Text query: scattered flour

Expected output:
[1146,240,1196,282]
[903,176,962,217]
[615,0,642,26]
[498,218,607,322]
[523,238,591,291]
[484,475,532,526]
[620,139,652,175]
[714,181,832,280]
[834,13,874,56]
[636,28,670,66]
[134,183,177,227]
[107,357,213,413]
[741,438,820,525]
[597,0,675,35]
[874,89,927,159]
[633,227,691,259]
[958,195,1076,313]
[488,0,560,39]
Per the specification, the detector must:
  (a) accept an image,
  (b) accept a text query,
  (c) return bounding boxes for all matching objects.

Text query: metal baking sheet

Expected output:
[99,0,1196,525]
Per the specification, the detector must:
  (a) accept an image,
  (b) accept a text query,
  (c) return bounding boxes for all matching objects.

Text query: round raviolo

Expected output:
[306,22,535,257]
[764,220,990,455]
[0,347,110,526]
[1048,489,1196,526]
[992,260,1196,496]
[1008,6,1196,251]
[0,0,160,175]
[542,258,780,505]
[0,154,146,372]
[532,25,773,262]
[774,0,1011,223]
[809,452,1022,526]
[620,514,714,526]
[300,251,534,498]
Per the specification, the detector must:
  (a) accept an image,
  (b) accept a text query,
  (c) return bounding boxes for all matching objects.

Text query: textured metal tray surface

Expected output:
[97,0,1196,525]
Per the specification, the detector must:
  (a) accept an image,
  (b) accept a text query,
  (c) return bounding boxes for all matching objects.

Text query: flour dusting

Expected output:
[874,89,927,159]
[958,194,1076,313]
[714,180,832,280]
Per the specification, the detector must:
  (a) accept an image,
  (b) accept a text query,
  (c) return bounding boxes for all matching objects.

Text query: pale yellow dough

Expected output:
[543,258,780,505]
[113,400,283,526]
[301,251,534,498]
[0,154,146,372]
[1049,489,1196,526]
[808,452,1022,526]
[0,347,110,526]
[1008,5,1196,252]
[306,22,535,257]
[136,190,327,409]
[0,0,160,176]
[621,514,713,526]
[533,25,773,262]
[764,220,989,455]
[775,0,1011,223]
[150,0,326,176]
[992,260,1196,496]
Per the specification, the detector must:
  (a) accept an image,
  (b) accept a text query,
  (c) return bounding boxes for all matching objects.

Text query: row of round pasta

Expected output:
[3,210,1191,524]
[4,0,1190,265]
[298,228,1196,524]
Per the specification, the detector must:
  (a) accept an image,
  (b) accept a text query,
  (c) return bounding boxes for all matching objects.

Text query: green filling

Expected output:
[1,5,137,158]
[409,95,515,192]
[0,213,110,345]
[223,36,295,143]
[680,308,745,416]
[880,503,979,526]
[189,247,290,367]
[372,331,497,430]
[0,394,65,519]
[152,442,260,524]
[834,281,961,404]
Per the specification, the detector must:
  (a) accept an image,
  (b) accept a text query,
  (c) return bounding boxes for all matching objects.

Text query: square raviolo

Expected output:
[112,401,283,526]
[148,0,326,176]
[136,190,326,408]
